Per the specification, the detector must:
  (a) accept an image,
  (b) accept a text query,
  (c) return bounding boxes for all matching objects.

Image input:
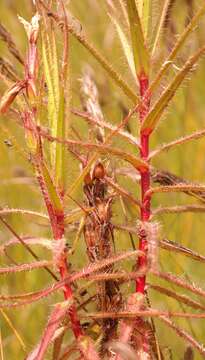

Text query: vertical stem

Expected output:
[136,72,151,294]
[58,256,83,339]
[35,158,83,339]
[51,212,83,339]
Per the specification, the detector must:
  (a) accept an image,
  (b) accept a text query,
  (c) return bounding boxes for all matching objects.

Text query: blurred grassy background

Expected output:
[1,0,205,359]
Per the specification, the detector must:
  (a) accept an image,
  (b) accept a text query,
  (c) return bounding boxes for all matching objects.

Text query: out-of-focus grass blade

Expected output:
[141,46,205,134]
[0,22,24,65]
[126,0,150,77]
[0,309,26,351]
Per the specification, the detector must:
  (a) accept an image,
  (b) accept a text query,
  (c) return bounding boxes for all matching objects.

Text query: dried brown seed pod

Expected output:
[84,172,92,185]
[93,162,105,180]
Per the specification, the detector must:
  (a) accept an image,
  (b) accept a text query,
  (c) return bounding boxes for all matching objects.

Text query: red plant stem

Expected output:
[136,72,151,294]
[35,159,83,339]
[51,212,83,339]
[19,15,83,344]
[59,261,83,339]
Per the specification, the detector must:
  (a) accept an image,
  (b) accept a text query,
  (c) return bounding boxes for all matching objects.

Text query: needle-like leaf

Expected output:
[126,0,150,77]
[142,46,205,134]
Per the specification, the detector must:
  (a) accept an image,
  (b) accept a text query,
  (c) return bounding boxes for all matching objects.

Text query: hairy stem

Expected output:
[136,73,151,294]
[36,163,83,339]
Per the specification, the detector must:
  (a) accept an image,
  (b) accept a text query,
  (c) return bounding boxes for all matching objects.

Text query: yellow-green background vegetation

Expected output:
[1,0,205,359]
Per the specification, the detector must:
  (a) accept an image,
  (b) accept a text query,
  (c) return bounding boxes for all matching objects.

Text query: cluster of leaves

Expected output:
[1,0,205,359]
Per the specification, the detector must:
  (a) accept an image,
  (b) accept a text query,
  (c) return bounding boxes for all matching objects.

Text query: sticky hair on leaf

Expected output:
[52,236,66,269]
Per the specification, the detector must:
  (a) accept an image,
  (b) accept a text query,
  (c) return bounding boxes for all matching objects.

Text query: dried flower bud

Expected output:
[18,13,40,97]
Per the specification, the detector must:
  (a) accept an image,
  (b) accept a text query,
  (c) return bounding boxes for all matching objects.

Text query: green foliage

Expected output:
[1,1,205,359]
[126,0,150,77]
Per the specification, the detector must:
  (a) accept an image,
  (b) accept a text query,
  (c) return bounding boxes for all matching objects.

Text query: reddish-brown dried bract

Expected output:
[93,162,105,180]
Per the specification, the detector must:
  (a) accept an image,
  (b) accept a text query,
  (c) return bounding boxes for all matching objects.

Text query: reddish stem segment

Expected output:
[59,260,83,338]
[36,162,83,339]
[136,72,151,294]
[52,211,83,339]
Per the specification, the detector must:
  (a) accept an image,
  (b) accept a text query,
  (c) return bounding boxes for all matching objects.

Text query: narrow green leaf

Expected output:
[68,142,148,172]
[55,88,65,188]
[41,34,58,165]
[39,1,138,103]
[71,28,138,103]
[146,184,205,199]
[50,29,60,111]
[109,13,136,79]
[65,106,140,197]
[149,129,205,159]
[66,143,147,198]
[160,239,205,263]
[126,0,150,76]
[67,142,148,196]
[142,46,205,133]
[151,0,170,56]
[41,21,66,190]
[73,109,140,148]
[150,284,205,311]
[149,3,205,95]
[39,161,63,213]
[88,143,147,171]
[142,0,151,39]
[66,153,98,197]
